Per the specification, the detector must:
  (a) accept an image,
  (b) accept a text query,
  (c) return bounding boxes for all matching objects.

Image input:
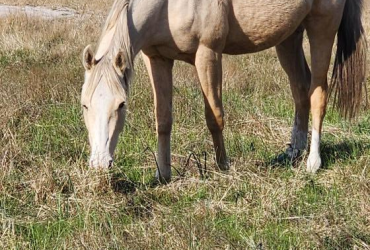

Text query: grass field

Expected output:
[0,1,370,249]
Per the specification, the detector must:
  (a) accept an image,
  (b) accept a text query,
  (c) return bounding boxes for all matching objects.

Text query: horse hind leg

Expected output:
[305,9,344,173]
[195,45,229,170]
[276,26,311,163]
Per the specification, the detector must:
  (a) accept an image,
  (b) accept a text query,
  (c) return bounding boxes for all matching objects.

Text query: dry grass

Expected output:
[0,1,370,249]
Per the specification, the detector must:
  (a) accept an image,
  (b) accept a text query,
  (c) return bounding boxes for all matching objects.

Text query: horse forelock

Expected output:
[84,59,129,104]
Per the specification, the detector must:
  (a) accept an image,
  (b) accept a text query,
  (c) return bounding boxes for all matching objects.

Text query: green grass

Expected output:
[1,9,370,250]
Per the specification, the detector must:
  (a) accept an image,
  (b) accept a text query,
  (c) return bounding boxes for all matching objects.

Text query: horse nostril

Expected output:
[108,159,113,168]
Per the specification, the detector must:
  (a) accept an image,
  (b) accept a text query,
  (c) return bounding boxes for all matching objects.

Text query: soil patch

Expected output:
[0,5,77,19]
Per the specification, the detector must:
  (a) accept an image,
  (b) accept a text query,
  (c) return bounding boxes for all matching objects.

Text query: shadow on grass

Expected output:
[110,173,137,194]
[264,150,305,169]
[320,139,370,169]
[110,171,161,194]
[263,139,370,169]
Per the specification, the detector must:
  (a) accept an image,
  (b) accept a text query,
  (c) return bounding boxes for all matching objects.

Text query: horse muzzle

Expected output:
[89,153,114,169]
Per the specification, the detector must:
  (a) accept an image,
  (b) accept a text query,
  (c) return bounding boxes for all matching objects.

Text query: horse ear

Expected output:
[114,51,126,73]
[83,45,95,70]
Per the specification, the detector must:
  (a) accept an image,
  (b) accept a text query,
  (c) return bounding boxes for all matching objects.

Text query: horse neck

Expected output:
[96,0,164,64]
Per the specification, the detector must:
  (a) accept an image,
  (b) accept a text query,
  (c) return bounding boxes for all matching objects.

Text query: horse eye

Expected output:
[82,105,88,110]
[118,102,125,110]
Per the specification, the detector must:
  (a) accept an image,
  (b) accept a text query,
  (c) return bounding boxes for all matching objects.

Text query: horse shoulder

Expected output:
[194,0,230,50]
[162,0,229,53]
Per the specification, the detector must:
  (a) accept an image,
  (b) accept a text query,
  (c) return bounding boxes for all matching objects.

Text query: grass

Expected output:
[1,1,370,249]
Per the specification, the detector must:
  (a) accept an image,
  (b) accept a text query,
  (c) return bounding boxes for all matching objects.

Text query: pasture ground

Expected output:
[0,1,370,249]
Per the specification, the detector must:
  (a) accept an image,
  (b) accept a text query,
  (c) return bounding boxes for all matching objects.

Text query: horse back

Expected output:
[160,0,314,55]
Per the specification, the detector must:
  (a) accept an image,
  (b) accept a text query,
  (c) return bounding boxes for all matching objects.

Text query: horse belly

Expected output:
[224,0,313,54]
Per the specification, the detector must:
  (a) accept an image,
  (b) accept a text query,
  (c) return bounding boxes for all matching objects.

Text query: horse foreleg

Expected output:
[276,26,311,162]
[143,53,174,182]
[195,45,228,170]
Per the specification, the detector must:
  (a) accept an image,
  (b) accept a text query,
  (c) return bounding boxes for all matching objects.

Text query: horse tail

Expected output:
[329,0,367,118]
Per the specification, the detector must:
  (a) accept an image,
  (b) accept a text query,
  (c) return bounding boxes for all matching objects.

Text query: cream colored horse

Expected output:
[81,0,367,181]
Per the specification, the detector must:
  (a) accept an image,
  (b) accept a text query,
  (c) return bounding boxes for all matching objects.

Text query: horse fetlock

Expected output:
[291,128,308,150]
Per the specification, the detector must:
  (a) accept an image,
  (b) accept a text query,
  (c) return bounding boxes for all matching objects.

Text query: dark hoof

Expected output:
[272,144,304,166]
[155,170,171,184]
[217,160,230,171]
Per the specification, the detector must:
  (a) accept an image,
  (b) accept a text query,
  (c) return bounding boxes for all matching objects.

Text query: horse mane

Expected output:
[85,0,134,102]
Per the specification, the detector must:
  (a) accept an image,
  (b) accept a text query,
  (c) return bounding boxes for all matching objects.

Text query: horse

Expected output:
[81,0,367,182]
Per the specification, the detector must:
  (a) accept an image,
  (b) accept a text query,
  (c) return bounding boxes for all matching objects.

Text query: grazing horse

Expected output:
[81,0,367,181]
